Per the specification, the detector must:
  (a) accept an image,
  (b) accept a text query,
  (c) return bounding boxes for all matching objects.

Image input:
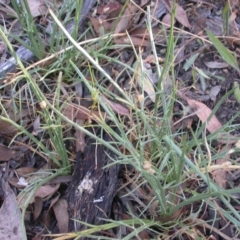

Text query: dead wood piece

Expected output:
[66,130,120,236]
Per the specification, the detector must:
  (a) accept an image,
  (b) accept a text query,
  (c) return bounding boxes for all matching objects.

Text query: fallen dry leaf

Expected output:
[163,0,191,28]
[8,177,28,189]
[204,61,229,69]
[35,183,60,199]
[32,115,42,136]
[186,98,222,133]
[114,2,141,45]
[88,16,102,35]
[134,61,156,103]
[15,167,38,176]
[34,197,43,221]
[97,3,122,19]
[212,145,232,189]
[27,0,62,18]
[114,26,165,47]
[46,192,60,215]
[184,98,239,143]
[43,193,60,227]
[0,180,27,239]
[143,54,164,64]
[75,119,86,152]
[0,119,18,136]
[130,27,165,45]
[151,0,167,27]
[114,4,132,34]
[209,85,221,101]
[229,10,237,23]
[53,199,69,233]
[17,183,60,208]
[114,35,151,47]
[62,103,106,122]
[162,13,173,28]
[0,144,18,161]
[0,109,31,137]
[99,96,130,116]
[88,16,114,36]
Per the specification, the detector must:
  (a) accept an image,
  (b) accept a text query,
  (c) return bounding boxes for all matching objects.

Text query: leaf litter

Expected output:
[1,0,240,239]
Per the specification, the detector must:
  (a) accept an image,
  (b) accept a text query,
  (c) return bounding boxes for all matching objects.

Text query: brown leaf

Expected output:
[114,27,164,47]
[209,86,221,101]
[97,3,123,19]
[229,10,237,23]
[186,98,222,133]
[8,177,27,189]
[62,103,106,121]
[0,109,31,136]
[212,145,232,189]
[35,184,60,199]
[15,167,38,176]
[0,144,18,161]
[0,180,27,239]
[34,197,43,221]
[185,99,238,143]
[88,17,104,35]
[99,96,130,116]
[53,199,69,233]
[134,62,156,103]
[163,0,191,28]
[47,193,60,214]
[161,13,173,28]
[143,54,164,64]
[129,27,165,45]
[41,210,54,229]
[114,35,151,47]
[17,183,60,208]
[39,192,61,229]
[32,115,42,136]
[44,193,60,224]
[0,119,17,136]
[27,0,62,18]
[75,119,86,152]
[114,5,132,34]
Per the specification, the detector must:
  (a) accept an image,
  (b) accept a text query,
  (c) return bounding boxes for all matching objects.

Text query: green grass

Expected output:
[1,1,240,239]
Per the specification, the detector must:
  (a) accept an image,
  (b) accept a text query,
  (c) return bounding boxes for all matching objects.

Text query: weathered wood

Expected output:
[67,130,120,235]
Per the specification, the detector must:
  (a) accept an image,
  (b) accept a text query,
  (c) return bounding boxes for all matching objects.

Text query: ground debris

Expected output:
[66,129,120,236]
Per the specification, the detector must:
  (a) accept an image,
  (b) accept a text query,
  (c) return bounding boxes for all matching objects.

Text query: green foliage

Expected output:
[11,0,45,59]
[222,2,230,35]
[234,82,240,103]
[2,1,240,239]
[206,29,239,72]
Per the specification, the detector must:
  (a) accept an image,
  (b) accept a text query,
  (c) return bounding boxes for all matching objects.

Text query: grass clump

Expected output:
[1,1,240,239]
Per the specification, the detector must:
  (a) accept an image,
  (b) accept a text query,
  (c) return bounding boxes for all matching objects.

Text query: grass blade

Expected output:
[206,29,239,72]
